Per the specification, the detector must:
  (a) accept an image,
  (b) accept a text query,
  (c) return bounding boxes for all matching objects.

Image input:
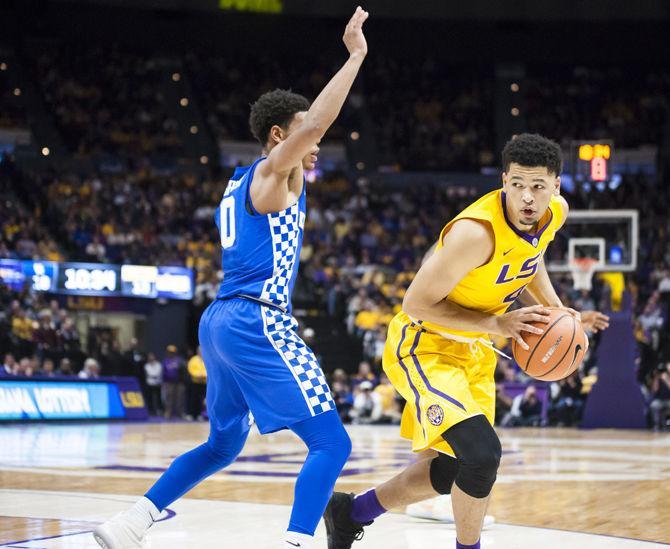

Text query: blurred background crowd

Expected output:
[1,3,669,430]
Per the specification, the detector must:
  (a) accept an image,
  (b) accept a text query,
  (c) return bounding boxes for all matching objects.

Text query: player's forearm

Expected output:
[517,290,537,307]
[525,261,562,308]
[403,297,499,335]
[303,53,365,137]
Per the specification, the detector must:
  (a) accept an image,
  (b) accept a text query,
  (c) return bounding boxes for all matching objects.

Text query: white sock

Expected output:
[284,531,314,548]
[132,496,161,526]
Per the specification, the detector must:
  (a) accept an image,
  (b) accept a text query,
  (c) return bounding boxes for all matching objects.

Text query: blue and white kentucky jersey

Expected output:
[216,157,306,313]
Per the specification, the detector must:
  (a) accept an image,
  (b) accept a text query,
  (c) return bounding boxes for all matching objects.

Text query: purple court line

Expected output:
[96,464,398,478]
[94,448,521,478]
[0,530,92,547]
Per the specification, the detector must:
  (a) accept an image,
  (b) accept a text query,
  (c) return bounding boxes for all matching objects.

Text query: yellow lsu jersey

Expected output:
[382,189,565,454]
[422,189,565,339]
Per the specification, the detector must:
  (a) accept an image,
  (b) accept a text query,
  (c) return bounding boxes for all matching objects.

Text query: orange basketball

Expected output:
[512,309,589,381]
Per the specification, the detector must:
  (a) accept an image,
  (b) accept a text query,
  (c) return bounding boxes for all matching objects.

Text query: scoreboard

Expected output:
[570,140,617,189]
[0,260,193,300]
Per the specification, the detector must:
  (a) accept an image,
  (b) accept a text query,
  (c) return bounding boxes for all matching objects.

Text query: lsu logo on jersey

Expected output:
[426,404,444,426]
[495,252,542,303]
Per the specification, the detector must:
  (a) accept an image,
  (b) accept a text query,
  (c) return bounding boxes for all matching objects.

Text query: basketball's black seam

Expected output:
[539,315,577,379]
[519,313,571,372]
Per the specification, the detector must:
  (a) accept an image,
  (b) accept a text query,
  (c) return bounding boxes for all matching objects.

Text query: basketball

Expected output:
[512,309,589,381]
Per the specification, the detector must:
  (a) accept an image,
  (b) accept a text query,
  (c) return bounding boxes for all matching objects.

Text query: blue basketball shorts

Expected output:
[198,298,335,434]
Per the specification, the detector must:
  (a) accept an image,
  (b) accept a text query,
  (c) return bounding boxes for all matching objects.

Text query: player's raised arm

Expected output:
[403,219,551,349]
[257,7,369,179]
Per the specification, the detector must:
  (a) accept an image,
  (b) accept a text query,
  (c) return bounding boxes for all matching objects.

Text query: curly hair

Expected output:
[502,133,563,176]
[249,89,311,146]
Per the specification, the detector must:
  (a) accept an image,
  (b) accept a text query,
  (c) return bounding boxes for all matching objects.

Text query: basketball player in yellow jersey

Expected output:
[324,134,609,549]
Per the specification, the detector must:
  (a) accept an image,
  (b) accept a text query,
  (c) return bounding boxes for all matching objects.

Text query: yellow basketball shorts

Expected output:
[382,312,497,456]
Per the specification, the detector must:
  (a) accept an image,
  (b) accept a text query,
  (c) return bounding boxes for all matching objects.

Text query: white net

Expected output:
[570,258,599,291]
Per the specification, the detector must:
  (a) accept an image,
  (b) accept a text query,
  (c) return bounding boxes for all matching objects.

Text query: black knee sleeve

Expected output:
[442,415,502,499]
[429,454,459,495]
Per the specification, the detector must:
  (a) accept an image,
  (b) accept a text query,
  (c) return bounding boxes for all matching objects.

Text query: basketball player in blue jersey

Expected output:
[93,7,369,549]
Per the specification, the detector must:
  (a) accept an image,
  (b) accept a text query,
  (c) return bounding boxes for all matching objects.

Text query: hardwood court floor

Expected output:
[0,422,668,548]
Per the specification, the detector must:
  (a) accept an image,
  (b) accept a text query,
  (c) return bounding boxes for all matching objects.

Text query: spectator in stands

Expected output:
[40,358,56,377]
[59,317,81,354]
[162,344,186,419]
[494,383,513,425]
[354,302,381,337]
[363,327,387,366]
[85,236,107,262]
[495,356,518,383]
[330,368,353,423]
[351,361,378,390]
[11,307,34,358]
[57,357,74,376]
[574,289,596,312]
[34,313,59,361]
[635,293,666,384]
[186,347,207,421]
[332,380,354,424]
[122,338,146,380]
[346,288,368,334]
[549,372,585,427]
[79,358,101,379]
[351,381,381,424]
[649,362,670,431]
[502,386,543,427]
[15,357,35,377]
[15,232,37,259]
[1,353,15,376]
[144,352,163,416]
[29,356,40,376]
[658,270,670,294]
[639,293,665,350]
[97,339,124,377]
[373,373,402,424]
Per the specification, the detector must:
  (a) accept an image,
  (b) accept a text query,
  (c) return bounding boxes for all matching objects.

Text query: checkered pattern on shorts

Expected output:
[262,307,334,415]
[260,203,301,309]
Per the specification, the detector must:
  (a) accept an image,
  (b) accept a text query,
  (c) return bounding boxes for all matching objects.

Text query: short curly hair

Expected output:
[249,89,311,146]
[502,133,563,176]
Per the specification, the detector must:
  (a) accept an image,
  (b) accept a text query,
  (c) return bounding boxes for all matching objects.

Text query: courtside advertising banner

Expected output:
[0,378,148,421]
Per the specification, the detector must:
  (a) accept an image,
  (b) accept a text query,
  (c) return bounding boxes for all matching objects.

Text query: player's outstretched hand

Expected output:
[580,310,610,332]
[495,305,552,350]
[343,6,369,58]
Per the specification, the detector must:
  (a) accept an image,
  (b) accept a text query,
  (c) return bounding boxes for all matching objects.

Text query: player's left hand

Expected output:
[580,310,610,332]
[343,6,369,58]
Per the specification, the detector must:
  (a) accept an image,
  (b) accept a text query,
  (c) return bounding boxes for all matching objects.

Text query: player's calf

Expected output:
[442,415,501,549]
[288,412,352,548]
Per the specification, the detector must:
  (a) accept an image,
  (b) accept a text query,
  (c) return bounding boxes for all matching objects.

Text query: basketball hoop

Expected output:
[570,258,599,291]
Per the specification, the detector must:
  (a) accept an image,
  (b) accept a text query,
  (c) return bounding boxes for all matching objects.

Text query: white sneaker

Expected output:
[406,495,496,528]
[93,507,153,548]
